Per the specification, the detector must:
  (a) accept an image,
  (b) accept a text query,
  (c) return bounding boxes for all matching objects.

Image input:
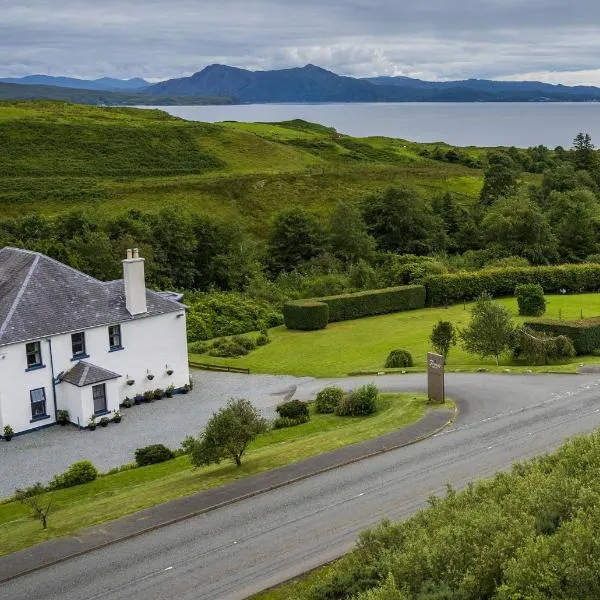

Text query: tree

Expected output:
[460,293,514,365]
[572,132,597,171]
[15,485,52,529]
[268,207,325,274]
[430,321,457,359]
[363,186,446,255]
[185,398,268,467]
[479,152,520,205]
[328,201,375,264]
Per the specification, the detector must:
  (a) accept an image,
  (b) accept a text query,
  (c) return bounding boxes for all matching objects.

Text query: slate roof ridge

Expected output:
[0,253,40,340]
[61,360,121,387]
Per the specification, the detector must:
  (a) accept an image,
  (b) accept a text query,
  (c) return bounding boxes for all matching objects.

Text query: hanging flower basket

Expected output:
[166,369,174,376]
[126,379,135,386]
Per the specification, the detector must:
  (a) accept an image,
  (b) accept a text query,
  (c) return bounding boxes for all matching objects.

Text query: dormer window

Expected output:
[108,325,122,351]
[25,341,43,370]
[71,332,87,359]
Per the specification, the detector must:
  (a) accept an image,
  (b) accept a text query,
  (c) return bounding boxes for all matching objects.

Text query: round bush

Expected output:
[134,444,175,467]
[315,386,345,414]
[515,283,546,317]
[51,460,98,489]
[256,333,270,346]
[335,384,379,416]
[276,399,309,419]
[283,300,329,331]
[385,349,414,368]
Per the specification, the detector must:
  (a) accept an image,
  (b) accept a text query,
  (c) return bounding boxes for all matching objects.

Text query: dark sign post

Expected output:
[427,352,445,403]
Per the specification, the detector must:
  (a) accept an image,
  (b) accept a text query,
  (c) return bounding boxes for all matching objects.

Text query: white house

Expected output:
[0,246,190,435]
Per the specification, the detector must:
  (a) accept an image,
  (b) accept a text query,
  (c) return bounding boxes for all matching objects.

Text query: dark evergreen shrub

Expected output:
[134,444,175,467]
[385,349,414,368]
[315,386,345,414]
[336,384,378,416]
[283,300,329,330]
[515,283,546,316]
[276,399,309,419]
[50,460,98,489]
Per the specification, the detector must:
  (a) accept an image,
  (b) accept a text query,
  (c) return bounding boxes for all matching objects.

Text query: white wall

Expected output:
[0,309,189,434]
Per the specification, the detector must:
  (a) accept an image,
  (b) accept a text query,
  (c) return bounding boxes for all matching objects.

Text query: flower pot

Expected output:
[113,416,122,423]
[88,424,96,431]
[4,436,12,442]
[166,369,174,376]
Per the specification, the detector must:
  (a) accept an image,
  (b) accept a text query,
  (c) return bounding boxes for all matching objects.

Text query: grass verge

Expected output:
[191,294,600,377]
[0,393,438,556]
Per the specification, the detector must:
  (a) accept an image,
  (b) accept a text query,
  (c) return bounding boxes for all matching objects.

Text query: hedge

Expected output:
[525,318,600,355]
[284,285,426,330]
[423,264,600,306]
[283,300,329,330]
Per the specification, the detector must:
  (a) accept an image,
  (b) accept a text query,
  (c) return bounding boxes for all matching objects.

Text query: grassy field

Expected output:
[0,392,436,556]
[191,294,600,377]
[0,101,483,234]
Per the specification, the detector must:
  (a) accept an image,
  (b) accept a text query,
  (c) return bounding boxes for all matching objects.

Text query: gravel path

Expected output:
[0,370,311,498]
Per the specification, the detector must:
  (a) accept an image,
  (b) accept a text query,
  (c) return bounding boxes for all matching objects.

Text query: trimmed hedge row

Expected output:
[423,264,600,306]
[283,285,425,330]
[525,318,600,355]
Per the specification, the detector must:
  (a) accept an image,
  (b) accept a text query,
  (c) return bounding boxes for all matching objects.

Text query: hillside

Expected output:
[0,101,483,234]
[0,75,149,91]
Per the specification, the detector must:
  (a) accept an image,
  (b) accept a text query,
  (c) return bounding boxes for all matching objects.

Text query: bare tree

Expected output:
[15,484,53,529]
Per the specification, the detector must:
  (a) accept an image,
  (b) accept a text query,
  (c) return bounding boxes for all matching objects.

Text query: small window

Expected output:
[71,332,86,358]
[108,325,122,350]
[25,341,42,369]
[30,387,47,420]
[92,384,107,415]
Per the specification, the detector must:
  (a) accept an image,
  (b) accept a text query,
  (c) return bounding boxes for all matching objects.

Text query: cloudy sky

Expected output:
[2,0,600,84]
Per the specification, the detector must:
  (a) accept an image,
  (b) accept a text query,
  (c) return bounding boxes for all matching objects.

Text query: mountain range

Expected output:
[3,64,600,104]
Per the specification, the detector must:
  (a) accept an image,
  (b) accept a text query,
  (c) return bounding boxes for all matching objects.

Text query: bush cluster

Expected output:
[134,444,175,467]
[276,399,310,419]
[515,283,546,316]
[335,384,378,416]
[283,285,426,330]
[512,328,576,365]
[273,415,310,429]
[423,264,600,306]
[385,349,414,368]
[49,460,98,489]
[314,386,345,414]
[208,335,256,357]
[525,317,600,355]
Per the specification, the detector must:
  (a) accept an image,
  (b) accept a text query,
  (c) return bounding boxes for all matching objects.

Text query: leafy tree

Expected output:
[479,151,520,205]
[67,230,121,281]
[268,207,325,274]
[363,186,446,255]
[572,132,597,171]
[185,398,268,467]
[481,195,558,264]
[430,321,457,359]
[328,201,376,264]
[460,293,514,364]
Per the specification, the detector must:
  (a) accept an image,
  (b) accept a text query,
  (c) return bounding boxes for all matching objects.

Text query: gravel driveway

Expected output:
[0,370,310,498]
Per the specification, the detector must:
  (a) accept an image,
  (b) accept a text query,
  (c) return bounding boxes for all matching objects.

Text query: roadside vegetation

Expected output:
[0,391,437,555]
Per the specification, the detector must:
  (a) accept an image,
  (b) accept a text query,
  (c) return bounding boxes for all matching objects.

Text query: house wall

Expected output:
[0,309,189,434]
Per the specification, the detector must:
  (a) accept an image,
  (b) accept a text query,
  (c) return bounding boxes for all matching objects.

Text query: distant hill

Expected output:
[0,82,234,106]
[0,74,150,91]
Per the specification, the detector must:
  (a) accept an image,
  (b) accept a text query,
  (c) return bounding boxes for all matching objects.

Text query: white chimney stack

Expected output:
[122,248,147,316]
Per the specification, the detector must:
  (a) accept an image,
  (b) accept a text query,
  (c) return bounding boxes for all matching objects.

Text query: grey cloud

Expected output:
[1,0,600,83]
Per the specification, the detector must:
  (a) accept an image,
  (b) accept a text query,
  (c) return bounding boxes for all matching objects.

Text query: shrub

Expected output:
[99,416,110,427]
[525,317,600,355]
[56,410,69,425]
[385,349,414,368]
[430,321,457,358]
[188,340,209,354]
[143,390,154,403]
[283,300,329,330]
[3,424,14,441]
[512,328,576,365]
[256,333,270,346]
[208,335,256,357]
[315,386,345,414]
[50,460,98,489]
[273,415,310,429]
[336,384,378,416]
[515,283,546,316]
[423,264,600,306]
[134,444,175,467]
[153,388,165,400]
[276,399,310,419]
[121,397,132,408]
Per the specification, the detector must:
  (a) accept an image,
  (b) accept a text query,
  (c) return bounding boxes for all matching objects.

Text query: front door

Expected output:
[92,383,107,415]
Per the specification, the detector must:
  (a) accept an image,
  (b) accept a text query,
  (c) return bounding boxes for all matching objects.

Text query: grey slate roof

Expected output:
[61,361,121,387]
[0,247,185,347]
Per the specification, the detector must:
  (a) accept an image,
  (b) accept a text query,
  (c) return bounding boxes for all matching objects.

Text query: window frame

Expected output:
[25,341,43,370]
[92,383,108,416]
[108,324,123,351]
[30,387,48,421]
[71,331,87,359]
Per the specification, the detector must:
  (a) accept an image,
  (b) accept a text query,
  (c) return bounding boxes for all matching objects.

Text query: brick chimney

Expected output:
[122,248,147,315]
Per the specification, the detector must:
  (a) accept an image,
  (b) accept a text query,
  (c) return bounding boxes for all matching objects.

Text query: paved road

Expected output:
[3,373,600,600]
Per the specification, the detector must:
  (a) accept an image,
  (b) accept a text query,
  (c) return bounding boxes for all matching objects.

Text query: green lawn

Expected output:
[0,393,436,556]
[191,294,600,377]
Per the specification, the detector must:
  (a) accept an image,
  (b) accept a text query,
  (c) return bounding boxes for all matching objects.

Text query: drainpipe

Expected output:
[46,338,58,418]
